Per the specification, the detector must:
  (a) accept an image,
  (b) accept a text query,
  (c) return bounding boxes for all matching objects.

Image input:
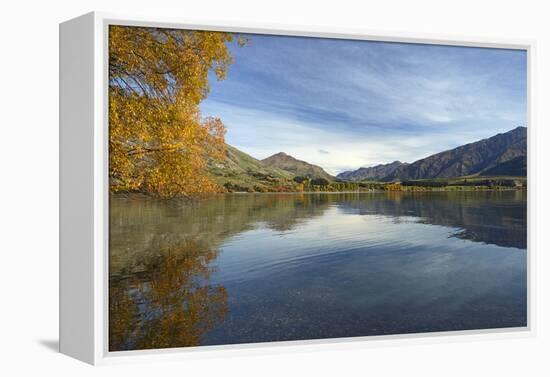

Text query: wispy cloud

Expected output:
[201,34,527,173]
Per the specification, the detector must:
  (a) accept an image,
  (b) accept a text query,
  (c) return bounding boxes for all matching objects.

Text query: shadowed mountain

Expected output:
[480,155,527,177]
[262,152,334,180]
[385,126,527,181]
[337,161,407,181]
[338,127,527,182]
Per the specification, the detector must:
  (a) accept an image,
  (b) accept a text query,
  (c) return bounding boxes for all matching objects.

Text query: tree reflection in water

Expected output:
[109,191,526,350]
[109,237,227,351]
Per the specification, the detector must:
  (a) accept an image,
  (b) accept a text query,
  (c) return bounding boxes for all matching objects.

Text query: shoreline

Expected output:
[111,187,526,200]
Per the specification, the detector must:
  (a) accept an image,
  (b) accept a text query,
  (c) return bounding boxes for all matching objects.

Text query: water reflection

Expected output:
[338,191,527,249]
[109,191,527,350]
[109,237,227,351]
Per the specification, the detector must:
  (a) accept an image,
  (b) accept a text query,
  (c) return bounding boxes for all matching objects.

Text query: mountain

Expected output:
[385,126,526,181]
[210,127,526,191]
[338,127,527,182]
[208,145,295,191]
[262,152,334,181]
[337,161,407,182]
[480,155,527,177]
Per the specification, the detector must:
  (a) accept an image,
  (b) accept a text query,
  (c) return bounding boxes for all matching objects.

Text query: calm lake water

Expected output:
[109,191,527,351]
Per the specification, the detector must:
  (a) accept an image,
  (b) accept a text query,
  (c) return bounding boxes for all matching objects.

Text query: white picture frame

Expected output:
[59,11,535,365]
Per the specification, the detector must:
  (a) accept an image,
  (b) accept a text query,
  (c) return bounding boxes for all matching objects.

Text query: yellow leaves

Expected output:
[109,25,238,197]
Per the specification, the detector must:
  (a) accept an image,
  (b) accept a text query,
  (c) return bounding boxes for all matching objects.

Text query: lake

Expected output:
[109,191,527,351]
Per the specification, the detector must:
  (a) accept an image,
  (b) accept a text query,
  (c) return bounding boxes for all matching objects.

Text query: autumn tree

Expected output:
[109,25,244,197]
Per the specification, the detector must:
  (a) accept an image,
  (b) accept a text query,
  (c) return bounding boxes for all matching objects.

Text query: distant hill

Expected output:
[337,161,407,182]
[262,152,334,181]
[338,127,527,182]
[208,145,295,191]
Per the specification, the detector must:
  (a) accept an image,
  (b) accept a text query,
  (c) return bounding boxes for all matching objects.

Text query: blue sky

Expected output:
[201,34,527,174]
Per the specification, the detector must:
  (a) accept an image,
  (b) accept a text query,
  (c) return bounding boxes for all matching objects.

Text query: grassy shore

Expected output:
[222,175,526,193]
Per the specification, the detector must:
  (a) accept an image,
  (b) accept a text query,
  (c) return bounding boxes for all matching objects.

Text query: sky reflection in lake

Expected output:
[109,191,527,350]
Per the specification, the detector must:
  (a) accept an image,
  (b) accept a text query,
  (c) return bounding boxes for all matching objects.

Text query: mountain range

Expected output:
[208,126,526,191]
[208,147,334,192]
[337,126,527,182]
[336,160,407,182]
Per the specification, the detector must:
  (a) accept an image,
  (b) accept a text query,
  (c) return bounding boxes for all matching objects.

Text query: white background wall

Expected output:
[0,0,548,375]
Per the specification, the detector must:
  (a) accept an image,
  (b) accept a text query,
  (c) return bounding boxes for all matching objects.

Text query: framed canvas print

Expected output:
[60,12,534,365]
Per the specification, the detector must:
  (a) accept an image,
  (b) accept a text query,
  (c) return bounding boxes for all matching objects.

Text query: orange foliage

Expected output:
[109,25,245,197]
